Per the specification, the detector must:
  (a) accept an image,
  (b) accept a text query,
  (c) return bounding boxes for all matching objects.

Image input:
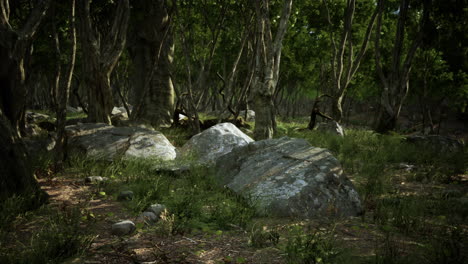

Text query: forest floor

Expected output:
[5,169,463,264]
[2,115,467,263]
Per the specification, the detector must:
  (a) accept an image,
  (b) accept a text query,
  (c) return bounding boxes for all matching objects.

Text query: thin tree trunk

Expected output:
[323,0,378,122]
[54,0,77,170]
[374,0,430,133]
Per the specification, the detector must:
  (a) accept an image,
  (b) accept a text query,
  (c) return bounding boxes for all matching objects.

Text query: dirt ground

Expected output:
[12,172,459,264]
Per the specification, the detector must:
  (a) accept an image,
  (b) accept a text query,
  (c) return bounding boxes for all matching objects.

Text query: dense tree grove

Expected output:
[0,0,466,201]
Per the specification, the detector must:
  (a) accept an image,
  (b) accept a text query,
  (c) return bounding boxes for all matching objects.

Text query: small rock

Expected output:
[145,204,166,217]
[136,212,158,225]
[398,163,416,172]
[85,176,109,183]
[111,220,135,236]
[118,190,134,201]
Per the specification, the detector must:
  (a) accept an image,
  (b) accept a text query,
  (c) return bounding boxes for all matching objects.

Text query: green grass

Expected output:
[65,157,257,234]
[5,118,466,263]
[0,205,93,264]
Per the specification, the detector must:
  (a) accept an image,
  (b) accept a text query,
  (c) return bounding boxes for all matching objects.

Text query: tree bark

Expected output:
[0,109,48,206]
[323,0,378,122]
[0,0,51,135]
[54,0,77,169]
[77,0,130,124]
[374,0,430,133]
[252,0,293,140]
[129,0,174,128]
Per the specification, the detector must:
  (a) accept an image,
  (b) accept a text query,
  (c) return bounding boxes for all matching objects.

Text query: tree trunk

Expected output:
[252,0,293,140]
[331,95,344,122]
[0,0,51,135]
[54,0,77,169]
[77,0,130,124]
[374,0,430,133]
[0,110,48,206]
[323,0,378,122]
[85,71,114,123]
[375,107,398,133]
[129,0,174,127]
[253,82,276,139]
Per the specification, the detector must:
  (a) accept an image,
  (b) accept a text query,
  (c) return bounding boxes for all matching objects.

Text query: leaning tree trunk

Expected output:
[0,0,52,135]
[252,0,293,140]
[77,0,129,124]
[129,0,175,127]
[323,0,378,122]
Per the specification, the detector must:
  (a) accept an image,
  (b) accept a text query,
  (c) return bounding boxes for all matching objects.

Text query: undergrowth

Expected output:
[4,118,465,263]
[0,206,93,264]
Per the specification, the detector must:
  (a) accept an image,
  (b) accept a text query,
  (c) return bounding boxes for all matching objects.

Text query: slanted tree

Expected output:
[323,0,378,122]
[252,0,293,140]
[0,0,51,135]
[129,0,175,128]
[77,0,129,124]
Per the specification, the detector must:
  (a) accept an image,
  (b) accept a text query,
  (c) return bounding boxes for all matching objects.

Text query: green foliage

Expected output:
[0,207,93,264]
[423,227,466,264]
[248,223,280,248]
[0,196,31,231]
[283,225,344,264]
[69,157,257,235]
[373,197,425,234]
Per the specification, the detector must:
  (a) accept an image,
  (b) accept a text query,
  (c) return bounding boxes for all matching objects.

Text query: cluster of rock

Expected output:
[111,204,167,236]
[22,109,466,236]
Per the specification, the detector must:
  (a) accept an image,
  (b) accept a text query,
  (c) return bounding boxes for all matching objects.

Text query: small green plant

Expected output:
[248,223,280,248]
[284,225,343,264]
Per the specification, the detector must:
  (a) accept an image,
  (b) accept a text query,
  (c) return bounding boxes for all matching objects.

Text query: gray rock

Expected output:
[125,132,176,160]
[316,121,345,137]
[85,176,109,183]
[23,133,56,153]
[406,135,464,153]
[66,123,176,161]
[145,204,166,217]
[398,163,416,172]
[239,110,255,121]
[66,106,83,113]
[26,111,53,123]
[215,137,362,218]
[111,220,135,236]
[136,212,158,225]
[118,191,134,201]
[178,122,253,164]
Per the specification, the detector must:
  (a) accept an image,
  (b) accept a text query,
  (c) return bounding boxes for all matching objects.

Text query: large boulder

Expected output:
[215,137,362,218]
[177,122,253,164]
[66,123,176,161]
